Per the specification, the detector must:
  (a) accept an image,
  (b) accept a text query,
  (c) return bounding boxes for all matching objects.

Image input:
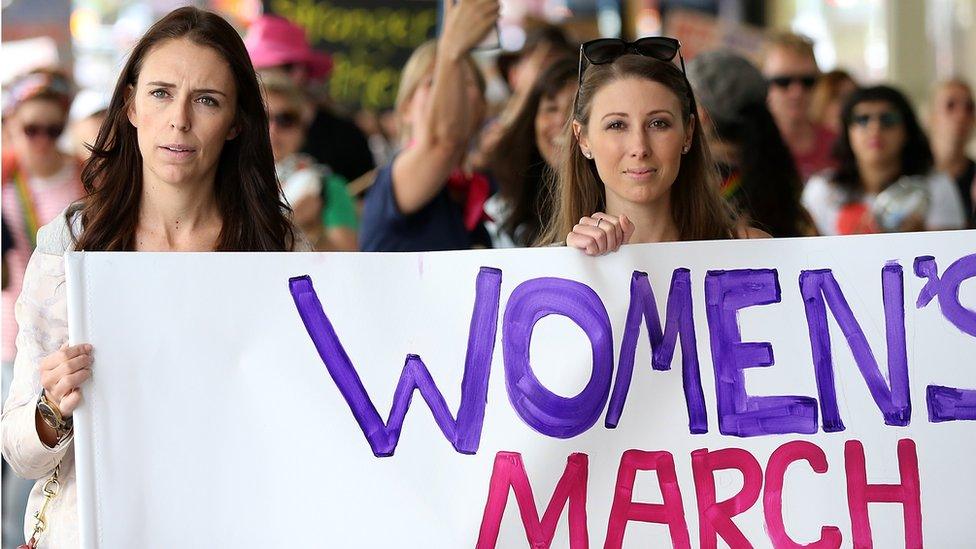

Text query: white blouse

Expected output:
[2,211,79,548]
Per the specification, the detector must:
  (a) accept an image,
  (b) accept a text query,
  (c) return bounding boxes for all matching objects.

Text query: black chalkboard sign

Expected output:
[264,0,439,110]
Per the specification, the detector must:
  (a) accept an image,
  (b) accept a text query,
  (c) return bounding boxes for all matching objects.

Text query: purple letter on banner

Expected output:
[289,267,502,457]
[503,277,613,438]
[799,263,910,431]
[915,254,976,422]
[605,269,707,433]
[705,269,818,437]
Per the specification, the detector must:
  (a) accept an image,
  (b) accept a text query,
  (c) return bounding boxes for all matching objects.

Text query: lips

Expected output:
[158,143,197,160]
[624,167,657,179]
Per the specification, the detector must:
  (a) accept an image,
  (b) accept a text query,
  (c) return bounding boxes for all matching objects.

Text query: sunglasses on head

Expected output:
[22,123,65,140]
[270,111,302,129]
[574,37,688,115]
[851,111,903,129]
[768,75,818,89]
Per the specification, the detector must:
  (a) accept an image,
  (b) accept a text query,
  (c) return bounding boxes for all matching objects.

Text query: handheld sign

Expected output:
[68,231,976,547]
[263,0,439,110]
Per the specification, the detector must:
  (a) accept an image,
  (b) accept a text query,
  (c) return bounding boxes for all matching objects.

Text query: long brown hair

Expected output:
[484,57,576,246]
[71,6,295,251]
[540,54,735,244]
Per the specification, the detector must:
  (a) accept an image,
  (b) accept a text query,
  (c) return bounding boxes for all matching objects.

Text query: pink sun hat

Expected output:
[244,15,333,80]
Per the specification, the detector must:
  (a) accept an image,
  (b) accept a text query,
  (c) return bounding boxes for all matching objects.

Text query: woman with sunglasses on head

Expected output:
[479,57,577,247]
[801,85,966,236]
[540,38,768,253]
[261,72,358,250]
[1,8,301,547]
[358,0,500,252]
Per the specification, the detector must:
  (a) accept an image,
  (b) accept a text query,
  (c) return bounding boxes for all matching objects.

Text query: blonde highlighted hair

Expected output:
[393,39,485,141]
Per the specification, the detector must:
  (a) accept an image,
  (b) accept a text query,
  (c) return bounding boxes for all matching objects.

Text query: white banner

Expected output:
[66,231,976,548]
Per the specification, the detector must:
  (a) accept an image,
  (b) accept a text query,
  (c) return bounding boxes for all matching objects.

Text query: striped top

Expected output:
[2,157,83,362]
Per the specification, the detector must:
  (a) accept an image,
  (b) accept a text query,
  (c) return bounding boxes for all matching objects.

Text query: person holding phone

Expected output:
[358,0,500,251]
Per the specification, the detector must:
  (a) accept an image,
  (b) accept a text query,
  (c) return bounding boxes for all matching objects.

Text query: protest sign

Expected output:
[263,0,438,110]
[68,231,975,547]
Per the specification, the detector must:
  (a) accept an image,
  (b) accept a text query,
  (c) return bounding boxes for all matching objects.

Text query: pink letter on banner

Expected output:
[763,441,842,549]
[605,450,691,549]
[845,439,922,549]
[691,447,763,549]
[477,452,589,549]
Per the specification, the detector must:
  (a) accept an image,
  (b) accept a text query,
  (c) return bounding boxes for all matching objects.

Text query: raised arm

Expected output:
[391,0,499,215]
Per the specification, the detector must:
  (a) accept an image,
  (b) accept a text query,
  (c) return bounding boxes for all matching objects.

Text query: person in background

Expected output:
[262,72,358,250]
[802,85,965,236]
[66,88,110,162]
[539,40,768,254]
[1,69,84,371]
[480,57,576,247]
[244,14,375,183]
[495,23,575,121]
[2,8,302,547]
[358,0,499,252]
[763,32,836,181]
[687,50,815,237]
[810,69,858,135]
[354,109,396,169]
[928,78,975,227]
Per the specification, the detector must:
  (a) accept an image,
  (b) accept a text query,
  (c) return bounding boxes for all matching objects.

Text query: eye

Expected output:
[606,120,625,131]
[197,95,219,107]
[649,118,671,129]
[150,88,170,99]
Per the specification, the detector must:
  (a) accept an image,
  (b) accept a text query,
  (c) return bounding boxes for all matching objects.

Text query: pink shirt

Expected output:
[791,124,837,182]
[2,159,83,362]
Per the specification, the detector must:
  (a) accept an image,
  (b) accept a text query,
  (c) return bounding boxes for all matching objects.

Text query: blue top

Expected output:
[359,160,472,252]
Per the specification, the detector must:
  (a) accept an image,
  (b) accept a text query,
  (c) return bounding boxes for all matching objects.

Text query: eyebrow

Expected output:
[601,109,674,121]
[145,81,228,97]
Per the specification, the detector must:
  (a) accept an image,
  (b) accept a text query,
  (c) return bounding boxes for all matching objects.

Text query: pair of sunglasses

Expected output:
[270,111,302,129]
[851,111,903,129]
[768,74,817,89]
[574,37,687,115]
[22,123,65,140]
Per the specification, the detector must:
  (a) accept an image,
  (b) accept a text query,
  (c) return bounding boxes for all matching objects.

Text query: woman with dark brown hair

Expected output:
[540,39,767,254]
[1,7,300,547]
[481,57,576,247]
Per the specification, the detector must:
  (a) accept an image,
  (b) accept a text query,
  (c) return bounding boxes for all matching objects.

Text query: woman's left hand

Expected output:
[566,212,635,256]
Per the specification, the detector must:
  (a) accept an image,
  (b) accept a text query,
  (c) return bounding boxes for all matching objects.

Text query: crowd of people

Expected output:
[1,4,974,547]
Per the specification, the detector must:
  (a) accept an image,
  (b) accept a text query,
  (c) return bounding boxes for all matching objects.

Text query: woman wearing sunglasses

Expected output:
[540,38,767,253]
[1,70,85,388]
[802,85,966,235]
[261,72,358,250]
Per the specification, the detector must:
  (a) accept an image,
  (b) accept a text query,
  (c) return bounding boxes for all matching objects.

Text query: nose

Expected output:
[628,127,650,159]
[169,98,191,132]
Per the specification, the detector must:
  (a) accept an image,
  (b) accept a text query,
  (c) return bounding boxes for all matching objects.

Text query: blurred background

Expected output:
[2,0,974,150]
[1,1,974,547]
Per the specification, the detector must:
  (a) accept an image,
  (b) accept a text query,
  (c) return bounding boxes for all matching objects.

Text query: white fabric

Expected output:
[802,171,966,236]
[1,211,79,548]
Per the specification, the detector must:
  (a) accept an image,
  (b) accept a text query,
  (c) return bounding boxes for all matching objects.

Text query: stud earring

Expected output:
[583,150,593,159]
[682,145,690,154]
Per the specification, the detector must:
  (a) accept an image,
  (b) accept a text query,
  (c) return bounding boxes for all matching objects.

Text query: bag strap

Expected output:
[20,463,61,549]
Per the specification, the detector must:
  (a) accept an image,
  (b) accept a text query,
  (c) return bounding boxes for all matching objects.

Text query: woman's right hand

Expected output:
[39,343,93,418]
[566,213,636,256]
[440,0,500,58]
